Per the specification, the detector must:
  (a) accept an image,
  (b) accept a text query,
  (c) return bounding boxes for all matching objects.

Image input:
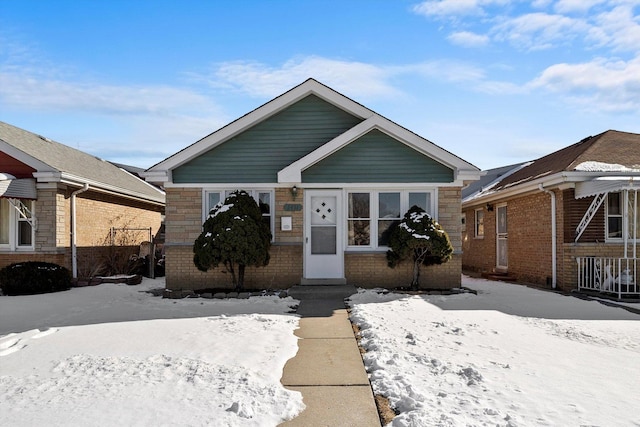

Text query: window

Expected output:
[607,191,640,240]
[348,193,370,246]
[475,209,484,238]
[0,198,34,250]
[347,190,434,249]
[204,189,274,238]
[607,192,622,238]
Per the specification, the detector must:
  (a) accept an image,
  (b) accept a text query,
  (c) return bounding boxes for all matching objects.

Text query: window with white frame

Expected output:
[606,191,640,240]
[0,198,34,250]
[474,208,484,238]
[347,190,433,249]
[204,189,274,237]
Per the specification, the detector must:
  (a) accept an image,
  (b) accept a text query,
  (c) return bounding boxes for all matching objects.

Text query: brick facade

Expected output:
[0,184,163,276]
[165,186,463,291]
[462,187,631,292]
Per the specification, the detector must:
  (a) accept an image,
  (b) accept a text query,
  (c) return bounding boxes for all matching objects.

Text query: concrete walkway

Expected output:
[279,286,381,427]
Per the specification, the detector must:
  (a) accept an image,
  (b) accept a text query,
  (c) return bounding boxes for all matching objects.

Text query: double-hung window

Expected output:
[204,189,274,238]
[606,191,640,240]
[347,190,433,249]
[0,198,34,250]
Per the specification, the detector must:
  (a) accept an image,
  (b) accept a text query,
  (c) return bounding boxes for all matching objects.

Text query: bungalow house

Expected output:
[0,121,165,279]
[145,79,481,291]
[462,130,640,298]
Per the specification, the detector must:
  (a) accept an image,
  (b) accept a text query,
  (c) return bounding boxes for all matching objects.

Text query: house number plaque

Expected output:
[284,203,303,211]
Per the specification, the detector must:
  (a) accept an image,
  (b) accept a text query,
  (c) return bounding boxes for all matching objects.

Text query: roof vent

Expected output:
[37,135,52,143]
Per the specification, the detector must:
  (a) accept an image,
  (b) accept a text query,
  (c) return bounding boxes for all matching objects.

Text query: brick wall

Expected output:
[164,186,464,291]
[0,184,163,275]
[463,191,557,286]
[462,200,496,274]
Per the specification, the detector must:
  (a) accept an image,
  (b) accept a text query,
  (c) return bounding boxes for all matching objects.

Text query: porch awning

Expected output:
[575,177,640,199]
[0,173,37,200]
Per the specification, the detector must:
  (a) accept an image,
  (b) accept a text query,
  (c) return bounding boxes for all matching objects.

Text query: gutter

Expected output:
[539,184,557,289]
[71,183,89,279]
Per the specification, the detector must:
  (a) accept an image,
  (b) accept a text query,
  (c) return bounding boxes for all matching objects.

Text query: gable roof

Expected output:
[495,130,640,191]
[145,78,481,185]
[463,130,640,206]
[0,121,165,205]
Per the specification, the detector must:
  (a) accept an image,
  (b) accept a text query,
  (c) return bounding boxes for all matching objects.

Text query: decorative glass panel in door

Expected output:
[304,190,344,280]
[311,196,337,255]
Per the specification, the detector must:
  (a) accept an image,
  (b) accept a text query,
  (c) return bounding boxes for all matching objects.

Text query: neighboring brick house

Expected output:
[462,130,640,298]
[145,79,481,291]
[0,121,165,278]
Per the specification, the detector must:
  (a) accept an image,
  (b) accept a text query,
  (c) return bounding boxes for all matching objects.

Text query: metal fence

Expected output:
[577,257,639,298]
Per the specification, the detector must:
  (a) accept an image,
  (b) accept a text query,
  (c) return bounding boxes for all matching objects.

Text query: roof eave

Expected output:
[147,79,376,174]
[34,171,165,206]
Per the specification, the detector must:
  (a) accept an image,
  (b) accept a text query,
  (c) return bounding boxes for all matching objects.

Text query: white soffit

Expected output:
[575,177,640,199]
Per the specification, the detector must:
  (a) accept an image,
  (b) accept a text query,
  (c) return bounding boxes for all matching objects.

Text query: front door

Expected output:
[496,204,508,270]
[304,190,344,280]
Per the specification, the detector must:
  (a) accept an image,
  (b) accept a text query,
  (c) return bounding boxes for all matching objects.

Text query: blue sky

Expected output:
[1,0,640,170]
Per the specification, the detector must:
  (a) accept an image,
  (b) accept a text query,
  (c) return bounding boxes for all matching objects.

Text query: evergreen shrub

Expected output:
[0,262,72,296]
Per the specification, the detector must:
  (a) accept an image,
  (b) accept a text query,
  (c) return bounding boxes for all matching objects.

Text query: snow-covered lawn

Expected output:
[0,278,304,426]
[349,276,640,426]
[2,275,640,426]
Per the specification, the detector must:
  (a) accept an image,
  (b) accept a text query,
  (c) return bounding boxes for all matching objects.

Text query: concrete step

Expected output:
[288,285,358,300]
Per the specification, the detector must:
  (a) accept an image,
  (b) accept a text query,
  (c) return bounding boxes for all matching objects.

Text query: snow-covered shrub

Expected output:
[0,262,72,295]
[193,190,271,291]
[386,205,453,290]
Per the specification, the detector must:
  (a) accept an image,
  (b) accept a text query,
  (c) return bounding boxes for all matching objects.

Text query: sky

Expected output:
[1,0,640,171]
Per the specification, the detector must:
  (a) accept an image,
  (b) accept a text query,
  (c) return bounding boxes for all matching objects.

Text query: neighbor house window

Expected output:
[204,189,274,238]
[475,208,484,238]
[0,198,34,250]
[607,191,640,240]
[347,190,434,249]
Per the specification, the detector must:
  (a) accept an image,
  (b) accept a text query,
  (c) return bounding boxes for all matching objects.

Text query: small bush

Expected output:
[0,262,72,296]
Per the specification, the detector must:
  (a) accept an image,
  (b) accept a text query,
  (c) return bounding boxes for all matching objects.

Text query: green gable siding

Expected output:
[173,95,363,183]
[302,129,454,183]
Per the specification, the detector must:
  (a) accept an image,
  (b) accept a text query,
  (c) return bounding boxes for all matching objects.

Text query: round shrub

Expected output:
[0,262,72,296]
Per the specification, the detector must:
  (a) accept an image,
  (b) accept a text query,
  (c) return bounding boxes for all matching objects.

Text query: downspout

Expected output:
[71,183,89,279]
[539,184,557,289]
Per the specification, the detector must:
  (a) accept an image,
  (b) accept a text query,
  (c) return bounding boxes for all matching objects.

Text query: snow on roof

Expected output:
[574,161,640,172]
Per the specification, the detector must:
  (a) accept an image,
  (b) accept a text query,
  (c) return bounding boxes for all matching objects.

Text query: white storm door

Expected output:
[304,190,344,279]
[496,204,508,269]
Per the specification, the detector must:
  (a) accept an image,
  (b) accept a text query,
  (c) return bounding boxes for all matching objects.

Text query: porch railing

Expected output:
[577,257,639,298]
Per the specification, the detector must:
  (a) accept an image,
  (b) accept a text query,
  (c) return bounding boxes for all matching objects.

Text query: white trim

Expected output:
[344,189,437,251]
[0,198,35,251]
[163,181,463,189]
[474,208,485,238]
[33,171,165,206]
[0,140,55,172]
[147,79,375,173]
[202,189,275,241]
[278,115,480,183]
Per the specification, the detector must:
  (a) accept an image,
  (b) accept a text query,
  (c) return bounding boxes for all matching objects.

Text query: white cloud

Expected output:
[554,0,607,14]
[203,56,489,103]
[588,5,640,51]
[412,0,510,17]
[530,55,640,112]
[413,0,485,17]
[491,12,589,50]
[209,56,400,100]
[0,70,220,118]
[447,31,490,47]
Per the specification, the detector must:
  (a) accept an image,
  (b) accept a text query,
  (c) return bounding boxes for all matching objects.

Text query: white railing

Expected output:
[577,257,640,298]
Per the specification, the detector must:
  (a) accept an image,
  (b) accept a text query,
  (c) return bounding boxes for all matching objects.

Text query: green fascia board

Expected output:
[302,129,454,183]
[173,95,363,183]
